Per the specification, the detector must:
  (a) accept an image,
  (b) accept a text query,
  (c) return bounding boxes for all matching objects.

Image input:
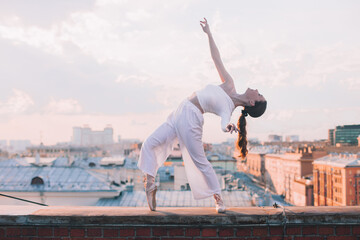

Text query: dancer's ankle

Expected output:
[144,174,155,190]
[214,193,222,201]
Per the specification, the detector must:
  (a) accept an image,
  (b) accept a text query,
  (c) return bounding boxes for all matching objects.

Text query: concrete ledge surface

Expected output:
[0,206,360,226]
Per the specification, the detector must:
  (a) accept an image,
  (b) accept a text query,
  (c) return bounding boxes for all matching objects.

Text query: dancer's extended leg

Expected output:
[138,122,176,177]
[144,174,157,211]
[137,121,176,211]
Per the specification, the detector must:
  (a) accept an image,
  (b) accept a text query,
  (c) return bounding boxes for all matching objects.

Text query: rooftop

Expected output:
[314,153,360,167]
[0,164,119,192]
[97,190,252,207]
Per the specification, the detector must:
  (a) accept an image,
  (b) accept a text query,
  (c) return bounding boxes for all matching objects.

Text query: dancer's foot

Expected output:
[144,174,157,211]
[214,193,226,213]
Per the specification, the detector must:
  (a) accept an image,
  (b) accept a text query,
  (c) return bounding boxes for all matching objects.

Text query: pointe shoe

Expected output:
[144,175,157,211]
[214,193,226,213]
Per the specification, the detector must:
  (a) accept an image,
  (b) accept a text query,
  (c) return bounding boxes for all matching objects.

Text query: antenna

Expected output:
[40,131,43,144]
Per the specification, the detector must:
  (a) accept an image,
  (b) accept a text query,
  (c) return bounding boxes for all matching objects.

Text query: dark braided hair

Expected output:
[237,101,267,159]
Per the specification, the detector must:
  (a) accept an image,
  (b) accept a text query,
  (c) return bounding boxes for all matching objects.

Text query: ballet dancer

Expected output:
[137,18,267,213]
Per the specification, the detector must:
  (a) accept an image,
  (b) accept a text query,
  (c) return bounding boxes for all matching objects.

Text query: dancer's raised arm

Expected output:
[200,18,234,85]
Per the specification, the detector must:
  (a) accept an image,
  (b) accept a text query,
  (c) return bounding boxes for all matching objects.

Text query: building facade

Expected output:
[26,144,104,158]
[264,152,310,203]
[328,124,360,146]
[242,146,327,205]
[244,152,266,182]
[313,153,360,206]
[285,135,300,142]
[268,135,283,142]
[328,129,335,145]
[72,125,114,146]
[292,177,314,206]
[8,140,32,153]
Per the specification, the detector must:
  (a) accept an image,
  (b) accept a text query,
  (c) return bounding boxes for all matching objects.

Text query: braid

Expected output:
[237,113,248,159]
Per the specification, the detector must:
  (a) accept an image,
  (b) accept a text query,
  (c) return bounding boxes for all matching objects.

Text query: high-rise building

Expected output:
[72,125,114,146]
[328,129,335,145]
[328,124,360,146]
[313,153,360,206]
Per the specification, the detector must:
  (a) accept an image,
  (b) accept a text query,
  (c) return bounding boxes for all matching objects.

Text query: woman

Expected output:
[137,18,267,213]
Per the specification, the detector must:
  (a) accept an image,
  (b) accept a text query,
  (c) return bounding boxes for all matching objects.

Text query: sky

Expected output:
[0,0,359,145]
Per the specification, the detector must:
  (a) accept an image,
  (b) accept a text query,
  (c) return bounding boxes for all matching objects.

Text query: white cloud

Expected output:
[125,9,152,22]
[341,78,360,89]
[95,0,128,7]
[115,74,150,84]
[0,89,34,114]
[0,16,63,55]
[264,109,295,121]
[0,1,205,82]
[0,0,359,144]
[216,38,360,89]
[44,98,82,114]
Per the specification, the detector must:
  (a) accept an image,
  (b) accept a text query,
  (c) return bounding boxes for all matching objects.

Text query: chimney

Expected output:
[35,152,40,165]
[68,156,74,166]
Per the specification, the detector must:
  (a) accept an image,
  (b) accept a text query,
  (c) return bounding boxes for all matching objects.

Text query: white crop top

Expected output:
[196,85,235,132]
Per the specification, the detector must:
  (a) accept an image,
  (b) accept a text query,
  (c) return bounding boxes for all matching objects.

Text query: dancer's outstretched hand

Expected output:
[200,18,211,34]
[226,123,238,134]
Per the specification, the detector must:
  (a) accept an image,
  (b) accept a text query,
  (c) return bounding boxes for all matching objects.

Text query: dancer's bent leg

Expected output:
[174,102,222,200]
[214,193,226,213]
[176,105,225,212]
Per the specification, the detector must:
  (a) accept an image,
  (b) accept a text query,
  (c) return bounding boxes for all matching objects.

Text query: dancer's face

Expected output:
[245,88,266,106]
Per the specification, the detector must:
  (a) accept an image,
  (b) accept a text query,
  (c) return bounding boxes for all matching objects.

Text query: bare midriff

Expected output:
[188,92,204,114]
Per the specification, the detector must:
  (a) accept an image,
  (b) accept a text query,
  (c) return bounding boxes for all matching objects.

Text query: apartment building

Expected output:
[243,146,326,205]
[313,153,360,206]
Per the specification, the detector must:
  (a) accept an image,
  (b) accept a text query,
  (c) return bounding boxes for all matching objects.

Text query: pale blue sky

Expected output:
[0,0,359,144]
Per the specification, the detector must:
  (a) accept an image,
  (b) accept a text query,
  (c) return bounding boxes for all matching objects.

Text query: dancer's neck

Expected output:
[230,93,250,108]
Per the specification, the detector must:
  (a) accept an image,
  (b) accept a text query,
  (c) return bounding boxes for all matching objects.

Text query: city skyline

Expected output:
[0,0,359,145]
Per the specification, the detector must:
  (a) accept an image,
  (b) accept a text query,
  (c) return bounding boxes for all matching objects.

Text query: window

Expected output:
[31,176,44,185]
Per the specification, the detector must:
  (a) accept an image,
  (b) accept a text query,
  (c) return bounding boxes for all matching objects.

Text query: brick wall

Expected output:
[0,206,360,239]
[2,225,360,239]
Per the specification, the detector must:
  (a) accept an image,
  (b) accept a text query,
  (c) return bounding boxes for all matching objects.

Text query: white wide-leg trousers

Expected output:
[137,100,221,200]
